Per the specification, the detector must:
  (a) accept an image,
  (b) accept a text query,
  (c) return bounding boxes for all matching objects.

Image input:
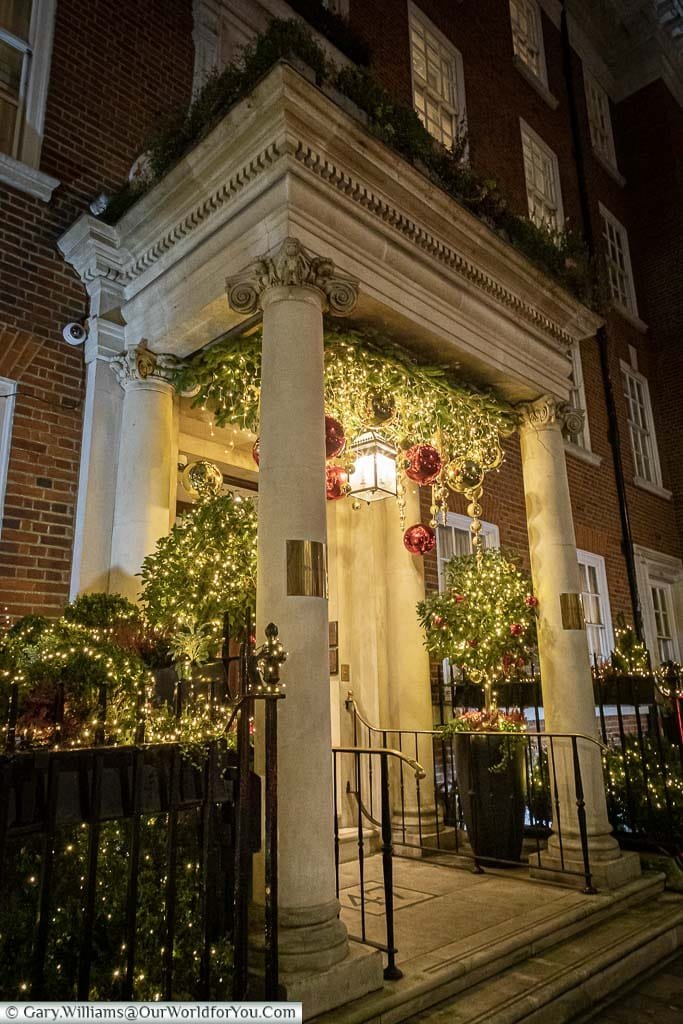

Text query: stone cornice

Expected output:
[58,62,600,355]
[58,216,131,291]
[226,236,358,315]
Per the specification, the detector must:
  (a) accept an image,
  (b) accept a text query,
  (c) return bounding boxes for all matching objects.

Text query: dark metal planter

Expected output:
[452,733,526,864]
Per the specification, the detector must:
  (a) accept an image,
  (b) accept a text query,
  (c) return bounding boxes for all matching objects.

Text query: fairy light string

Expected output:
[173,325,515,542]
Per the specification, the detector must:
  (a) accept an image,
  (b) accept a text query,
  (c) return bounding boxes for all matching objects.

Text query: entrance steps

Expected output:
[317,871,683,1023]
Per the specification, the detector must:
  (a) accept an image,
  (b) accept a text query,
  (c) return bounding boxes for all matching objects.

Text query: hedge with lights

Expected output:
[0,817,232,999]
[418,547,538,705]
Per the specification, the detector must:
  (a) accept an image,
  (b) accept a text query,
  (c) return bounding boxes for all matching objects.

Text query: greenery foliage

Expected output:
[418,548,538,702]
[174,325,514,475]
[0,815,232,999]
[139,491,257,656]
[100,19,597,304]
[603,736,683,852]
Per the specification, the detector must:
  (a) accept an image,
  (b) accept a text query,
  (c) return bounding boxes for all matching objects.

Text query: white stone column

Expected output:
[382,484,436,827]
[109,344,177,600]
[519,397,640,889]
[227,238,382,1015]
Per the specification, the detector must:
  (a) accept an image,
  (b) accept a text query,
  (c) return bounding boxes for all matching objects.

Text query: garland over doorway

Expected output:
[174,326,514,551]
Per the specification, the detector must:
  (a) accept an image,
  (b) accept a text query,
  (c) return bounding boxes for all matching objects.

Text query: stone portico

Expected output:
[58,59,641,1016]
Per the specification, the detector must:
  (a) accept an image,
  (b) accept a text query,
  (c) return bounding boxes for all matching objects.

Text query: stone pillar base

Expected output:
[280,943,383,1019]
[529,847,641,891]
[249,900,383,1017]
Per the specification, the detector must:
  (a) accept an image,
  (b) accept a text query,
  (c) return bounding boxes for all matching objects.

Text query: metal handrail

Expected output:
[344,691,608,751]
[333,744,425,780]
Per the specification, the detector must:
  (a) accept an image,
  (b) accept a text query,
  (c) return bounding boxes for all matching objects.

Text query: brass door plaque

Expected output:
[560,592,585,630]
[286,539,328,598]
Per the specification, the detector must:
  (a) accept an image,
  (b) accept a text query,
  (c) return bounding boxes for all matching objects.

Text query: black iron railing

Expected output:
[344,694,601,892]
[0,620,285,1001]
[332,744,424,980]
[434,663,683,859]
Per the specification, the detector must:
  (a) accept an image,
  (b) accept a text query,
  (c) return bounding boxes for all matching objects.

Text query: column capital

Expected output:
[110,341,178,391]
[226,236,359,317]
[517,395,584,438]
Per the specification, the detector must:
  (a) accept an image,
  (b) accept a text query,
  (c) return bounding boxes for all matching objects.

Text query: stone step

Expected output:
[314,872,673,1023]
[411,892,683,1024]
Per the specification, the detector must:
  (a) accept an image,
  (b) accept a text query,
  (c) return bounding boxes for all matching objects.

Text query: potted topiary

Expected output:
[417,547,538,862]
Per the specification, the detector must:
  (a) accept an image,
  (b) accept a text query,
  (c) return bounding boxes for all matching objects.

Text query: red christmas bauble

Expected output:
[453,593,465,604]
[403,523,436,555]
[325,416,346,459]
[525,594,539,607]
[432,613,445,627]
[404,444,442,486]
[326,464,349,501]
[252,438,260,466]
[509,622,524,636]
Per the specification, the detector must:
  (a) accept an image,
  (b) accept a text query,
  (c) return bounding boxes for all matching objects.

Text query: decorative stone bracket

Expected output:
[110,341,178,389]
[226,236,359,316]
[517,395,585,439]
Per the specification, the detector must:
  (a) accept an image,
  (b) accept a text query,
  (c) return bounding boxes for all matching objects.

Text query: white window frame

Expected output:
[584,69,618,173]
[436,512,499,687]
[599,203,638,317]
[634,546,683,667]
[576,549,614,665]
[0,0,58,200]
[436,512,499,592]
[650,582,678,664]
[322,0,349,14]
[0,376,17,536]
[620,361,664,490]
[564,343,591,451]
[520,119,564,231]
[408,2,466,151]
[509,0,548,85]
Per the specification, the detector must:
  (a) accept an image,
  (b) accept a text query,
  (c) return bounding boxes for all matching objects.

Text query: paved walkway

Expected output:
[332,855,680,1024]
[338,854,588,972]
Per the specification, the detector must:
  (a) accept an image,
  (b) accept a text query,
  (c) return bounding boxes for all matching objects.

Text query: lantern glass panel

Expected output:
[348,431,398,502]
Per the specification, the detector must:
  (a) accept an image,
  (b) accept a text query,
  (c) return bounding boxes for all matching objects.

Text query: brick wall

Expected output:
[2,0,682,633]
[351,0,683,632]
[0,0,194,619]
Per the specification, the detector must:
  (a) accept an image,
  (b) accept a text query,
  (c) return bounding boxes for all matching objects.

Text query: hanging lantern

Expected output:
[403,523,436,555]
[347,431,398,503]
[404,444,442,486]
[325,416,346,459]
[252,438,260,466]
[326,464,350,501]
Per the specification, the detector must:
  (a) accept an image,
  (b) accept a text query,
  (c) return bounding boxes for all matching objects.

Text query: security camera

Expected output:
[62,322,88,346]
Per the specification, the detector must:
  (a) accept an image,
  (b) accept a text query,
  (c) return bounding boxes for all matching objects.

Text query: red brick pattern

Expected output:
[351,0,683,628]
[2,0,682,631]
[0,0,194,619]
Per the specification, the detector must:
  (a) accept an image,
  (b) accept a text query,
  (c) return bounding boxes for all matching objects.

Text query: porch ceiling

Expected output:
[59,61,602,403]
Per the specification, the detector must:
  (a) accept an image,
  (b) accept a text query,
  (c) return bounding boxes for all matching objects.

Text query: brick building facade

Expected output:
[1,0,682,670]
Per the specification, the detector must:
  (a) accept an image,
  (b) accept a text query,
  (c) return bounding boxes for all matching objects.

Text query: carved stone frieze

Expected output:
[226,236,359,316]
[110,341,178,389]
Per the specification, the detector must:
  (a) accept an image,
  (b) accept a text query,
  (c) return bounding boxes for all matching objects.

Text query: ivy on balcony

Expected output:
[101,19,600,308]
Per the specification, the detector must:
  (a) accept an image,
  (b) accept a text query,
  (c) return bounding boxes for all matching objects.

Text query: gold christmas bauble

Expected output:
[181,459,224,499]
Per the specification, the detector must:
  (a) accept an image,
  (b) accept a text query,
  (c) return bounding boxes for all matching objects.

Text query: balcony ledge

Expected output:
[59,60,602,402]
